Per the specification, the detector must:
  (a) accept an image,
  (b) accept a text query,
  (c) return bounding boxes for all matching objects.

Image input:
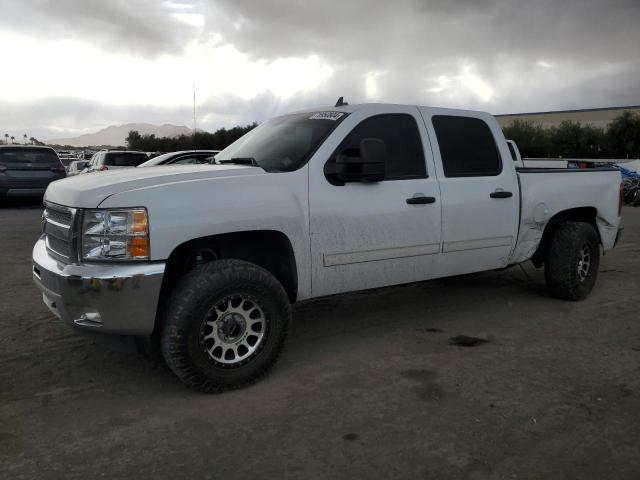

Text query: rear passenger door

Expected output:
[420,111,519,276]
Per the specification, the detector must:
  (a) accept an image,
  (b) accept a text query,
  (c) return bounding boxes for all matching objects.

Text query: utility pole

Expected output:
[193,83,197,151]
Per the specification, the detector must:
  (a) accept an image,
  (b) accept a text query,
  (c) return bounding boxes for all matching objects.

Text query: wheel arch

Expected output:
[531,206,599,267]
[155,230,298,333]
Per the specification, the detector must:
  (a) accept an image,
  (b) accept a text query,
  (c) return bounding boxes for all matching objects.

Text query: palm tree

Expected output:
[3,133,7,145]
[23,134,27,144]
[10,135,15,144]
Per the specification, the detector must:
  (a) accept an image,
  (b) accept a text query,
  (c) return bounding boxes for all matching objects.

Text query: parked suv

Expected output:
[0,145,66,197]
[84,150,149,172]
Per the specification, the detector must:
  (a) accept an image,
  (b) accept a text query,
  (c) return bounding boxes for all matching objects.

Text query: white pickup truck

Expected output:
[32,103,623,392]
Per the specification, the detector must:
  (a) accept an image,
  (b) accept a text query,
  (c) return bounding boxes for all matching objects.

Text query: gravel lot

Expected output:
[1,199,639,479]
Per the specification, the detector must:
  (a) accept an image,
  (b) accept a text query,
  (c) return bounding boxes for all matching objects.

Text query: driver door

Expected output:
[308,105,442,297]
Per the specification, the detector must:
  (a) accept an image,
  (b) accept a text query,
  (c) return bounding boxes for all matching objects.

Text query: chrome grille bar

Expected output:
[43,202,77,261]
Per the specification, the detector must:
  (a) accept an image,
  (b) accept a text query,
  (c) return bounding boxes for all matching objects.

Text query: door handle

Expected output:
[406,195,436,205]
[490,191,513,199]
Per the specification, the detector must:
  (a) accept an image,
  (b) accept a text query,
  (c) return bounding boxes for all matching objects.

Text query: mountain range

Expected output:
[48,123,193,147]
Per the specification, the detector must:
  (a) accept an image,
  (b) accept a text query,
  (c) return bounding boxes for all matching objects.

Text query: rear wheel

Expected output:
[544,221,600,301]
[161,259,291,392]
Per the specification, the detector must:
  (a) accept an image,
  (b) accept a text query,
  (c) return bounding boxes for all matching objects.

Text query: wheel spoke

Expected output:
[224,346,237,361]
[577,244,592,281]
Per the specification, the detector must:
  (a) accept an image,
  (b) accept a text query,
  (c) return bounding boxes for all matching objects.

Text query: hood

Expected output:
[44,164,264,208]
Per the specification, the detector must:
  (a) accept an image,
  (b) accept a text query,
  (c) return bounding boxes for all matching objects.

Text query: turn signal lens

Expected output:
[128,236,149,259]
[132,210,148,234]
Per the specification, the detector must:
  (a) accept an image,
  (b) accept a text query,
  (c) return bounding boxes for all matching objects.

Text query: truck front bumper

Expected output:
[32,236,165,335]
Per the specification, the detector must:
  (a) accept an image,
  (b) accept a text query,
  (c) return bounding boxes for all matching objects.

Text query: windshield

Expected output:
[215,111,348,172]
[104,152,149,167]
[0,148,59,165]
[138,152,175,167]
[137,151,217,167]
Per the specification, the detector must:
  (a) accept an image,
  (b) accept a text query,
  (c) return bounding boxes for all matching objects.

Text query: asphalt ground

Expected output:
[1,198,639,479]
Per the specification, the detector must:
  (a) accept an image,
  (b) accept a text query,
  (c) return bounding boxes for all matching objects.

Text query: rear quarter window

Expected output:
[0,148,59,164]
[507,142,518,162]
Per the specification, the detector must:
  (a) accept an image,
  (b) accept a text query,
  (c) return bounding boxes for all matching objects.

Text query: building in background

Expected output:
[496,105,640,128]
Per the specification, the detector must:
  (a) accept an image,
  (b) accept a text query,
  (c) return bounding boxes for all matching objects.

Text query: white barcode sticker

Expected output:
[309,111,345,121]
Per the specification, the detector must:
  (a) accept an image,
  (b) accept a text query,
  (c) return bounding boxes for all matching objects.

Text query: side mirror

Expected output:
[324,137,387,185]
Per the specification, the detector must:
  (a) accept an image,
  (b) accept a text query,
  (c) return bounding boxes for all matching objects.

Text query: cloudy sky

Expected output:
[1,0,638,140]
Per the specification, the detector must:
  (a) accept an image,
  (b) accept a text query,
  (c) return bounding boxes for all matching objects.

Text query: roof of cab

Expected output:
[290,102,492,118]
[0,144,56,150]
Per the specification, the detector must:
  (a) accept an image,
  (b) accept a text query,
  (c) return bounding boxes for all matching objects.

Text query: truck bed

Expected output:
[510,167,622,264]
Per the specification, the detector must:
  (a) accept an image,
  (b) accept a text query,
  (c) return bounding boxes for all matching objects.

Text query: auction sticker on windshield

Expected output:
[309,111,345,121]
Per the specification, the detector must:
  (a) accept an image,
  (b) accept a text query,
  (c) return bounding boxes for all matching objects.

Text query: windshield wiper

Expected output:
[215,157,258,166]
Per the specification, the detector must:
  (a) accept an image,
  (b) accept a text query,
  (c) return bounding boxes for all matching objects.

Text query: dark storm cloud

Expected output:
[0,0,197,56]
[204,0,640,112]
[1,0,639,137]
[206,0,640,63]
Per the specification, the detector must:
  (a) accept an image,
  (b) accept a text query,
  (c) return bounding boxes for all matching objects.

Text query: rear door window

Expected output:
[432,116,501,177]
[0,148,59,165]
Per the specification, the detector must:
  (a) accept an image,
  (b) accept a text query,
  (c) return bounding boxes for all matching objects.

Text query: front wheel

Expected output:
[544,221,600,301]
[161,259,291,392]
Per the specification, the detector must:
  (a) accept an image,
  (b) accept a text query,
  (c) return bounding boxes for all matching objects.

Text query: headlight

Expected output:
[81,208,150,261]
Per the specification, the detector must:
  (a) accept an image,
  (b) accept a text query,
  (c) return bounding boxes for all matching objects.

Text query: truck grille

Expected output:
[44,203,76,261]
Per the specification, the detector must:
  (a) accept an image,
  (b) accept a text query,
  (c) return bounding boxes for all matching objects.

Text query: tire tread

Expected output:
[544,221,599,301]
[161,259,291,393]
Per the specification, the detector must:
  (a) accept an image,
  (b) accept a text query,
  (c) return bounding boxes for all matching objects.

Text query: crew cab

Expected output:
[32,103,622,392]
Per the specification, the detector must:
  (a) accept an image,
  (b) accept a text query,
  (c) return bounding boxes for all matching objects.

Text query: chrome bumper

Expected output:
[32,236,165,335]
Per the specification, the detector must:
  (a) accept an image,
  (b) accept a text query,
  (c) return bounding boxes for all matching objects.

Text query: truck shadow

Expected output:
[290,265,550,345]
[8,264,554,398]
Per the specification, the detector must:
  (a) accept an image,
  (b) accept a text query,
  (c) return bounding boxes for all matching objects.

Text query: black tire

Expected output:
[544,221,600,301]
[161,259,291,392]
